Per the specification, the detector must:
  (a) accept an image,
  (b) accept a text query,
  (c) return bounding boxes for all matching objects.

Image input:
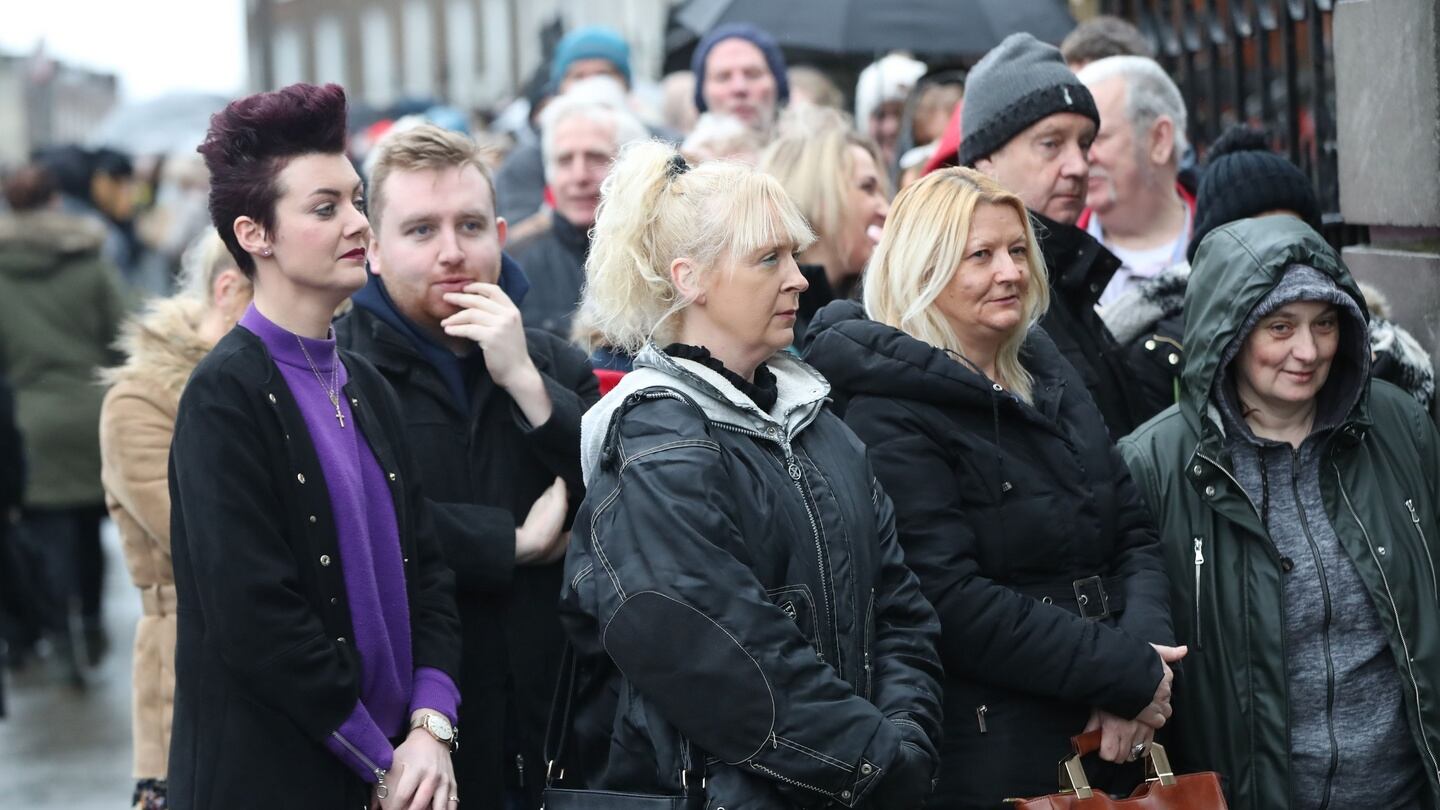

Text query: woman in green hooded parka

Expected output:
[1119,215,1440,810]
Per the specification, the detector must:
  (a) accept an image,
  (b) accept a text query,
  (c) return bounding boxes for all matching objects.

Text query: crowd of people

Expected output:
[1,13,1438,810]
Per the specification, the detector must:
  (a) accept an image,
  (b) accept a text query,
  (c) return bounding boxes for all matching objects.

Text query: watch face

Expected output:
[426,714,454,741]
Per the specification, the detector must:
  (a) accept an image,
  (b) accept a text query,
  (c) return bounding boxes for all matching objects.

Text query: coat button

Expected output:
[1204,485,1216,497]
[841,790,852,800]
[1144,339,1157,351]
[861,763,873,775]
[403,557,410,564]
[297,473,306,484]
[267,393,277,404]
[351,397,359,406]
[1281,556,1294,572]
[992,383,1003,392]
[388,472,397,482]
[1168,353,1180,366]
[330,597,338,605]
[320,554,331,566]
[336,636,346,644]
[1192,465,1203,476]
[1378,546,1388,556]
[309,515,318,524]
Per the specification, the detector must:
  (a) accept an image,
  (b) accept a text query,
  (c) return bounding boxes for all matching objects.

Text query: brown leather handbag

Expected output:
[1007,730,1228,809]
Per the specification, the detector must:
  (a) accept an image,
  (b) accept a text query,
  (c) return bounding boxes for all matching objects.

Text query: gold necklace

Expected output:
[296,335,345,428]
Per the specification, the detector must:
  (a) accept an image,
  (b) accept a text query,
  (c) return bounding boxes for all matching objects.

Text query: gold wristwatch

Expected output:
[411,712,459,752]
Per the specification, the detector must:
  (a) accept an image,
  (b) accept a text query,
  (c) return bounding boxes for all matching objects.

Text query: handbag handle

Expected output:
[542,642,706,796]
[1059,732,1178,799]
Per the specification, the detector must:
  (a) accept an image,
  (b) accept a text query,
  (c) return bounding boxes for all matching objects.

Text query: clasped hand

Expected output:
[1085,643,1187,764]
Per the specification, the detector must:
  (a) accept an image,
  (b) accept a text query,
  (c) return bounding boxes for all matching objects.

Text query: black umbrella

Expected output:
[676,0,1076,59]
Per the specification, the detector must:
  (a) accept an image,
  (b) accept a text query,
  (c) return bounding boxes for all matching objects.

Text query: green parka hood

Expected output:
[1180,216,1370,444]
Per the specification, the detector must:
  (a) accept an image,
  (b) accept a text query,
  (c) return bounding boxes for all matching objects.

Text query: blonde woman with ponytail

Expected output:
[805,167,1181,809]
[554,141,943,809]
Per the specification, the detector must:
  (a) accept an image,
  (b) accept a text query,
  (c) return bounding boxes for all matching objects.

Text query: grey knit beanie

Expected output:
[959,33,1100,167]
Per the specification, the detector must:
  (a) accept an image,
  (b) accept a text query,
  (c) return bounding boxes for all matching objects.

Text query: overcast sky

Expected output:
[2,0,247,101]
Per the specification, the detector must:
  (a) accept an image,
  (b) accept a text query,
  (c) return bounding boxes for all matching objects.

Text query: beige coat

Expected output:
[99,297,211,780]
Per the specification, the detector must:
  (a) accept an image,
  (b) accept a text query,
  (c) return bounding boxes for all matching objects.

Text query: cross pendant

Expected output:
[335,406,345,428]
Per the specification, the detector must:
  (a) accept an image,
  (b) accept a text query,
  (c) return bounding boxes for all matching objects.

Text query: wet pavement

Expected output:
[1,522,138,808]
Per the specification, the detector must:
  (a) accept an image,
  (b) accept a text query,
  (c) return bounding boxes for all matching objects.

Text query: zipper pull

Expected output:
[375,768,389,799]
[516,753,525,787]
[1407,499,1422,525]
[976,705,988,733]
[1194,537,1205,566]
[787,457,801,480]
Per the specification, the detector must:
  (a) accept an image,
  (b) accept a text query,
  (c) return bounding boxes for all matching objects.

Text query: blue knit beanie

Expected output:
[690,23,790,113]
[551,26,632,89]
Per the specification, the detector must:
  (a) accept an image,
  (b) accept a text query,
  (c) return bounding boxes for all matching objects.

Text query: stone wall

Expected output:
[1335,0,1440,418]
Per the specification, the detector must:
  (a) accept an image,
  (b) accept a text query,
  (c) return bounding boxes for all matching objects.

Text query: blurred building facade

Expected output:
[0,49,119,166]
[246,0,672,110]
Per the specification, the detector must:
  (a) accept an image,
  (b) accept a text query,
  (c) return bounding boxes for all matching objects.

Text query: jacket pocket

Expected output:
[1404,499,1438,609]
[862,588,875,701]
[765,584,819,650]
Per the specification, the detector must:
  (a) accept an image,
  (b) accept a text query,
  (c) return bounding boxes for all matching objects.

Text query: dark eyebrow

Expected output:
[309,181,364,198]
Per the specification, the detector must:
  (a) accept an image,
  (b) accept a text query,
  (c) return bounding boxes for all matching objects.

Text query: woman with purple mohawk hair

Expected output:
[169,83,463,810]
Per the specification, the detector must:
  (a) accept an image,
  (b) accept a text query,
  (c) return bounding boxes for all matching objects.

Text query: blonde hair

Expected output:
[367,124,496,230]
[575,139,815,354]
[178,230,248,303]
[863,167,1050,402]
[760,114,885,253]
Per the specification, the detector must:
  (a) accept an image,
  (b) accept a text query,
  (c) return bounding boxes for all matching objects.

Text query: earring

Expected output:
[261,248,272,257]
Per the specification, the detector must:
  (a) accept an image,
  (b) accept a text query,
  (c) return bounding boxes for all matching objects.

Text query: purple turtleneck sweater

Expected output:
[240,305,458,781]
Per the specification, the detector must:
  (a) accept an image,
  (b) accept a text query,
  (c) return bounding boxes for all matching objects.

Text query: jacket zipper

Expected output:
[1192,536,1205,650]
[1292,451,1339,810]
[1335,467,1440,786]
[331,731,389,797]
[1405,499,1438,608]
[712,421,837,667]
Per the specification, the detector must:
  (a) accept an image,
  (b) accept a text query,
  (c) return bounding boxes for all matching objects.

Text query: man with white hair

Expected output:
[1077,56,1193,307]
[1077,56,1194,419]
[512,84,647,338]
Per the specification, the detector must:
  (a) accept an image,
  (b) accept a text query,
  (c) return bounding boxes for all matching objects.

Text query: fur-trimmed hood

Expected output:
[0,210,107,277]
[1100,263,1190,346]
[100,296,212,396]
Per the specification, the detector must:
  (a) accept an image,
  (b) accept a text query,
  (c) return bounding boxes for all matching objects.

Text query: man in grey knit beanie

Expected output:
[962,32,1144,437]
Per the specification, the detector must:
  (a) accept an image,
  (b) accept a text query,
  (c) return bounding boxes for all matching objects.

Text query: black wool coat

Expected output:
[805,302,1172,809]
[335,306,599,808]
[511,214,589,341]
[1032,212,1143,439]
[167,326,461,810]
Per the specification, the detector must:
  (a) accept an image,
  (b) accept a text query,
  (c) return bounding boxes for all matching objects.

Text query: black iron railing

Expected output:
[1100,0,1363,247]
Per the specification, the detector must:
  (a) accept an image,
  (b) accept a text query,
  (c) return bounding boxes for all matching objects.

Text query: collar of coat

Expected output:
[1032,210,1122,308]
[99,295,212,397]
[579,342,830,487]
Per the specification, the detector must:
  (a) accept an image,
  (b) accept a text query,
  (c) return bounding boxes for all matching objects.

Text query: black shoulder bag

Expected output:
[541,643,708,810]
